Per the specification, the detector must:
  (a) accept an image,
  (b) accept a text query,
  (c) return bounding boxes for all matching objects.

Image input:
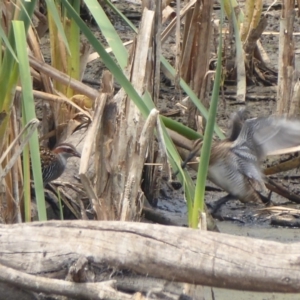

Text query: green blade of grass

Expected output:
[84,0,128,69]
[0,0,36,149]
[224,0,244,26]
[161,124,194,219]
[104,0,137,32]
[45,0,71,54]
[160,116,202,140]
[13,21,47,221]
[65,0,81,97]
[191,1,224,228]
[142,90,202,140]
[143,91,195,219]
[0,26,18,63]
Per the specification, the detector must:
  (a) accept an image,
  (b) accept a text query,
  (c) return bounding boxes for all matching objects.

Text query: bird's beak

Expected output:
[75,151,81,158]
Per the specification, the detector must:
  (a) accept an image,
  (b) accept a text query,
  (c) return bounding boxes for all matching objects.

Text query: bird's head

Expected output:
[52,143,81,160]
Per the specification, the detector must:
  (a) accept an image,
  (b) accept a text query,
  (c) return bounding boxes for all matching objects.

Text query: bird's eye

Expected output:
[63,147,73,153]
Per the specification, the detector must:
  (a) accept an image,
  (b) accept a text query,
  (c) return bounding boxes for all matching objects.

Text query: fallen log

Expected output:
[0,221,299,294]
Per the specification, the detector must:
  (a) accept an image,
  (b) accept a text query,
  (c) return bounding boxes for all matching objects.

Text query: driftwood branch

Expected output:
[0,263,132,300]
[0,221,299,294]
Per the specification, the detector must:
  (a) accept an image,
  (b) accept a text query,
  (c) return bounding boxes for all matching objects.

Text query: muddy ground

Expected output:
[39,1,300,299]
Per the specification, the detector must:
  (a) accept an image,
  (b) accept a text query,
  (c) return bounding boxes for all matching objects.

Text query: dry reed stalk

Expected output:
[276,0,296,115]
[180,0,214,128]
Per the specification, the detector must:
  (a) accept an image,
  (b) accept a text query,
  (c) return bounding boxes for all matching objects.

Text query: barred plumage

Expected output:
[39,143,81,184]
